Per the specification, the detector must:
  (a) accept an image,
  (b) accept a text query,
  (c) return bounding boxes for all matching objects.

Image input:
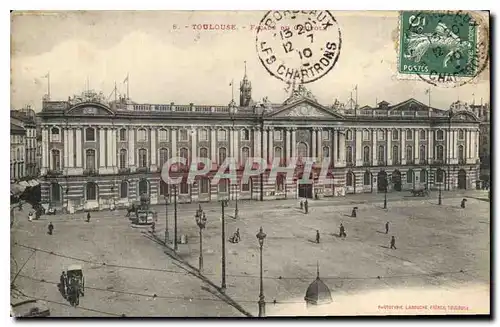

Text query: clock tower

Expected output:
[239,61,252,107]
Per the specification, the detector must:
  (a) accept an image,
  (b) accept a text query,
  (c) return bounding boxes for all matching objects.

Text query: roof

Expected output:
[10,123,25,134]
[304,265,332,305]
[68,264,82,271]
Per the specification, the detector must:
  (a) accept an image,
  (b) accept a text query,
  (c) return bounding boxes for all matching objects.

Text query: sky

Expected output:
[10,11,490,111]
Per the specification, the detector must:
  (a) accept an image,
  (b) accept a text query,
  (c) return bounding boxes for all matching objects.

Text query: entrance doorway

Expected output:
[458,169,467,189]
[298,183,313,198]
[377,171,387,192]
[392,170,402,191]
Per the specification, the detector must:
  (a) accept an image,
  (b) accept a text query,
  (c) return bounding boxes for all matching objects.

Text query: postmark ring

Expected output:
[255,10,342,85]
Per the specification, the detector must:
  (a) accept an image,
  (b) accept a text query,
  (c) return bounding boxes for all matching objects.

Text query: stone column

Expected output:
[333,129,338,163]
[112,128,117,168]
[338,130,346,167]
[211,127,217,163]
[268,128,274,162]
[41,128,49,172]
[414,128,420,162]
[387,130,392,165]
[317,128,323,161]
[311,129,317,159]
[75,128,82,167]
[428,129,433,164]
[171,128,177,158]
[291,128,297,159]
[355,129,362,166]
[63,128,69,169]
[191,127,197,161]
[372,129,377,164]
[262,127,268,163]
[128,128,135,166]
[453,129,458,160]
[107,128,114,167]
[233,128,239,164]
[99,128,106,168]
[285,129,291,163]
[401,129,406,165]
[466,129,471,159]
[68,128,74,168]
[151,128,157,165]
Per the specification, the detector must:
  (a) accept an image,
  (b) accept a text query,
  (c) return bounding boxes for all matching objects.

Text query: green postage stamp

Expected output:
[398,11,479,78]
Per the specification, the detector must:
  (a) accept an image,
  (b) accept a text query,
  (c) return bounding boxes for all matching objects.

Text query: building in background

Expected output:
[37,75,481,212]
[451,100,490,187]
[10,107,41,202]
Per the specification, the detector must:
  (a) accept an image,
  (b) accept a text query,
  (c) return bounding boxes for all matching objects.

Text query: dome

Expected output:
[304,264,332,306]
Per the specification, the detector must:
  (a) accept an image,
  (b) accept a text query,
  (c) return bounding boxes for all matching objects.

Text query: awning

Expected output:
[19,181,30,188]
[10,184,25,195]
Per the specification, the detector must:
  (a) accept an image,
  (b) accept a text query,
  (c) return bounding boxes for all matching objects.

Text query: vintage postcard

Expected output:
[10,10,490,317]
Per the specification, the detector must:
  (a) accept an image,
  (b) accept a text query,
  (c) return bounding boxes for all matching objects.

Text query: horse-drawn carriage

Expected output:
[410,186,429,197]
[61,264,85,306]
[128,193,157,225]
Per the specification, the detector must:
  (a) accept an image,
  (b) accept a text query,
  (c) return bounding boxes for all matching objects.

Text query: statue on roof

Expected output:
[283,81,317,105]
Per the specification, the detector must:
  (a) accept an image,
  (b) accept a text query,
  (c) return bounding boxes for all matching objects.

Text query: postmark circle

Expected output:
[255,10,342,85]
[401,10,489,88]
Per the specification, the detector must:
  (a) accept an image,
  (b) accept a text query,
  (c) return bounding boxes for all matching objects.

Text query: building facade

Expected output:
[38,79,481,212]
[10,121,25,181]
[11,108,39,178]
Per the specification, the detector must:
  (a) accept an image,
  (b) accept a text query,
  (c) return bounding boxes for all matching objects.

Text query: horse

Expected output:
[66,278,80,307]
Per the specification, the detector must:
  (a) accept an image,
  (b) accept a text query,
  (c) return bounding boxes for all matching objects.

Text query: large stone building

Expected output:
[11,107,39,178]
[38,75,481,211]
[10,121,26,182]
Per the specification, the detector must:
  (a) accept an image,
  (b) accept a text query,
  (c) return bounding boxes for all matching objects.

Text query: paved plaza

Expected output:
[11,190,490,316]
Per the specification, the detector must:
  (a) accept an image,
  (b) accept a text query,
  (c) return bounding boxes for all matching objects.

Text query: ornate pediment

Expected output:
[270,100,344,119]
[391,99,427,111]
[67,103,114,116]
[451,111,478,122]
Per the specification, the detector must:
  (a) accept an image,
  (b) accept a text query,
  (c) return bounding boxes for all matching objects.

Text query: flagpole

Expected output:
[231,79,234,102]
[355,85,358,109]
[114,81,117,103]
[126,73,130,100]
[47,72,51,100]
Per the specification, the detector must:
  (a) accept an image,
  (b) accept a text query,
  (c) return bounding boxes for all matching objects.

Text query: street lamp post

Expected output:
[438,182,442,205]
[174,185,178,251]
[195,209,207,273]
[256,226,267,318]
[164,195,169,244]
[383,184,387,209]
[234,183,239,219]
[221,199,228,290]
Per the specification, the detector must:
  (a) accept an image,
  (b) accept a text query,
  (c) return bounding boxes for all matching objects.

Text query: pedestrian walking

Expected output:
[235,228,241,242]
[151,221,156,233]
[339,223,346,238]
[48,222,54,235]
[351,207,357,218]
[390,236,397,249]
[316,230,320,244]
[86,212,91,222]
[300,200,303,210]
[460,198,467,209]
[304,199,309,214]
[385,221,389,234]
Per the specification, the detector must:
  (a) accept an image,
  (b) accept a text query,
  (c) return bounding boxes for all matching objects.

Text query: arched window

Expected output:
[392,145,400,163]
[138,179,149,195]
[419,145,426,161]
[179,147,189,164]
[458,145,464,161]
[378,130,385,141]
[346,129,353,141]
[363,171,371,185]
[274,147,283,161]
[218,179,228,193]
[346,146,353,164]
[200,177,209,194]
[436,169,445,183]
[138,149,148,168]
[276,175,285,191]
[377,145,385,163]
[120,181,128,198]
[50,183,61,202]
[419,129,426,140]
[179,129,188,141]
[86,182,98,201]
[199,147,208,158]
[119,149,127,169]
[436,130,444,141]
[459,129,465,140]
[363,129,370,141]
[218,147,227,165]
[436,145,444,161]
[119,128,127,142]
[242,129,250,141]
[420,169,427,183]
[86,149,96,170]
[407,169,413,183]
[297,142,308,161]
[51,127,60,142]
[346,172,354,186]
[51,149,60,170]
[159,148,169,168]
[85,127,95,142]
[274,130,282,141]
[363,146,370,162]
[406,146,413,162]
[241,147,250,165]
[323,146,330,158]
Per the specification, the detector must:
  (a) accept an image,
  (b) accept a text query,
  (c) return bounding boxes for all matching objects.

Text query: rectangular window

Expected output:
[363,130,370,141]
[199,129,208,141]
[378,130,385,141]
[159,129,168,142]
[406,130,413,141]
[218,130,227,141]
[322,130,329,140]
[137,129,147,142]
[180,129,188,141]
[119,129,127,142]
[242,182,250,192]
[419,130,426,140]
[200,178,209,194]
[180,182,189,194]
